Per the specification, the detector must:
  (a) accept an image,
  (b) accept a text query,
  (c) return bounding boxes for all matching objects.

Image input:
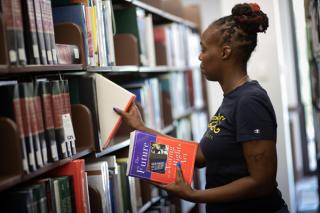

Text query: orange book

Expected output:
[127,130,198,185]
[49,159,89,213]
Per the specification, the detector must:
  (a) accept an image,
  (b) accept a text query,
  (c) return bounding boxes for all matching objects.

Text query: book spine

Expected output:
[104,0,115,65]
[33,0,47,64]
[59,80,72,157]
[27,83,44,168]
[12,0,27,65]
[85,5,94,65]
[90,6,99,65]
[51,81,68,159]
[101,1,110,65]
[12,85,29,173]
[46,0,58,64]
[40,81,59,162]
[38,183,49,213]
[19,83,37,172]
[39,0,53,64]
[34,83,48,164]
[56,44,80,64]
[22,0,40,64]
[63,80,76,155]
[94,0,107,66]
[2,0,18,65]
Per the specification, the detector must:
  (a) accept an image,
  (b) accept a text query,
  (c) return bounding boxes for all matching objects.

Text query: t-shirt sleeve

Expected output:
[236,94,277,142]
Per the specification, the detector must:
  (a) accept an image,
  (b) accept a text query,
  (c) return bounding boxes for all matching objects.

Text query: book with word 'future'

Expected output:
[127,130,198,184]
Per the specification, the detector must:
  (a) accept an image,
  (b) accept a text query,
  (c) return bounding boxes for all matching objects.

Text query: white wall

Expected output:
[183,0,297,212]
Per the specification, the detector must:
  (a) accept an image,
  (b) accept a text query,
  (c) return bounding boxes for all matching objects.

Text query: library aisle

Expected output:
[0,0,208,212]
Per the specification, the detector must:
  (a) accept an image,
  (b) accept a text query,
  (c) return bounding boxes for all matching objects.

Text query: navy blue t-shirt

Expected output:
[200,80,285,213]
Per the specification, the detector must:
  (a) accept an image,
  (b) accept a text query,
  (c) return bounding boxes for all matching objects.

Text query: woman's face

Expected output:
[199,26,224,81]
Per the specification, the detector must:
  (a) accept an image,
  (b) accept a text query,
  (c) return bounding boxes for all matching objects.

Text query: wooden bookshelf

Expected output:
[9,64,83,73]
[0,175,22,192]
[0,0,207,211]
[0,65,200,76]
[20,147,93,183]
[123,0,196,28]
[96,139,130,158]
[0,65,8,73]
[0,147,92,193]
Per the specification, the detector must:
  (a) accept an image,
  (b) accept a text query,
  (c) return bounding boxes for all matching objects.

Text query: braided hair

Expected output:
[210,3,269,63]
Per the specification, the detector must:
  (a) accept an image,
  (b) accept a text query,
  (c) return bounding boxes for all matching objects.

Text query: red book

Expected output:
[127,130,198,185]
[49,159,89,213]
[1,0,18,65]
[21,0,40,64]
[12,0,27,65]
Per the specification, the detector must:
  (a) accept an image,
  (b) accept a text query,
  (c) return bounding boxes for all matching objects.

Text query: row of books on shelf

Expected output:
[0,79,76,174]
[0,0,200,69]
[0,157,163,213]
[0,69,206,173]
[0,0,80,66]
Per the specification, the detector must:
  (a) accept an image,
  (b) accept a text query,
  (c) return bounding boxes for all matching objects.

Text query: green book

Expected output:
[116,158,132,213]
[53,176,73,213]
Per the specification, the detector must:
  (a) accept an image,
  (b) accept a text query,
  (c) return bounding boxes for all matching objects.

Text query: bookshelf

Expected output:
[0,0,207,212]
[120,0,196,28]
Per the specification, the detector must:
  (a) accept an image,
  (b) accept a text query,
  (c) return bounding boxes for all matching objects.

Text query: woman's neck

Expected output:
[220,67,249,95]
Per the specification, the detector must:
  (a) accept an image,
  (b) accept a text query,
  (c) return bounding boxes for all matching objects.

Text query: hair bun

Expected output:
[231,3,269,34]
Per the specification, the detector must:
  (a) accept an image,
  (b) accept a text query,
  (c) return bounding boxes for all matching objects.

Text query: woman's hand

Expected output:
[157,162,195,202]
[113,102,145,130]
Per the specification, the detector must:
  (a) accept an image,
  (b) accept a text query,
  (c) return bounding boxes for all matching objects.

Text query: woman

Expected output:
[114,3,289,213]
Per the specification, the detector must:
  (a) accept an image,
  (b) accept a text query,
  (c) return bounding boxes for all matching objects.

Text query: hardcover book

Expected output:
[127,130,198,185]
[69,74,136,151]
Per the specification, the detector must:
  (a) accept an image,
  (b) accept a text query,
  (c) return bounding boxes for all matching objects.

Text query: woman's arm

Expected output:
[162,139,277,203]
[114,103,206,168]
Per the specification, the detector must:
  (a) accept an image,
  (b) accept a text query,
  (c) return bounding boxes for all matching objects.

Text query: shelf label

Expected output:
[62,113,76,142]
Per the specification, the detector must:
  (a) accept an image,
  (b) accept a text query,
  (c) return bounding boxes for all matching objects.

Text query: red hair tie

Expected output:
[249,3,260,12]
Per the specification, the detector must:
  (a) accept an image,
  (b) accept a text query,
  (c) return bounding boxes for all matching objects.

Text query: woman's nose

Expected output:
[198,53,203,61]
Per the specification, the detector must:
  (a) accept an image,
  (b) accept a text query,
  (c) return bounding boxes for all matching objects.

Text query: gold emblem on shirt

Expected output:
[208,114,225,134]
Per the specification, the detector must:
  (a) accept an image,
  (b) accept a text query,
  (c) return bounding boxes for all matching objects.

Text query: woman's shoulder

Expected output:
[237,80,272,104]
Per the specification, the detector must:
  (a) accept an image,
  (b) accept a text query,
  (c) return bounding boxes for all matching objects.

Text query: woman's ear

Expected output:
[221,45,232,59]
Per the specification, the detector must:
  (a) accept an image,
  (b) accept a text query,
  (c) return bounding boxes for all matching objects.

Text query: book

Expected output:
[40,0,53,64]
[50,80,68,159]
[103,155,124,213]
[94,74,135,148]
[0,83,29,173]
[56,43,80,64]
[33,0,48,64]
[36,178,57,213]
[36,81,59,162]
[1,0,18,65]
[12,0,27,65]
[85,161,112,213]
[70,74,135,151]
[21,0,41,64]
[52,4,89,65]
[53,176,73,213]
[34,81,48,165]
[127,130,198,185]
[49,159,88,213]
[38,80,59,162]
[19,82,39,171]
[117,158,133,213]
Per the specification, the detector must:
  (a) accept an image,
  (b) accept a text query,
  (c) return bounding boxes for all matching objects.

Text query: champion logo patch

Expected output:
[254,129,260,134]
